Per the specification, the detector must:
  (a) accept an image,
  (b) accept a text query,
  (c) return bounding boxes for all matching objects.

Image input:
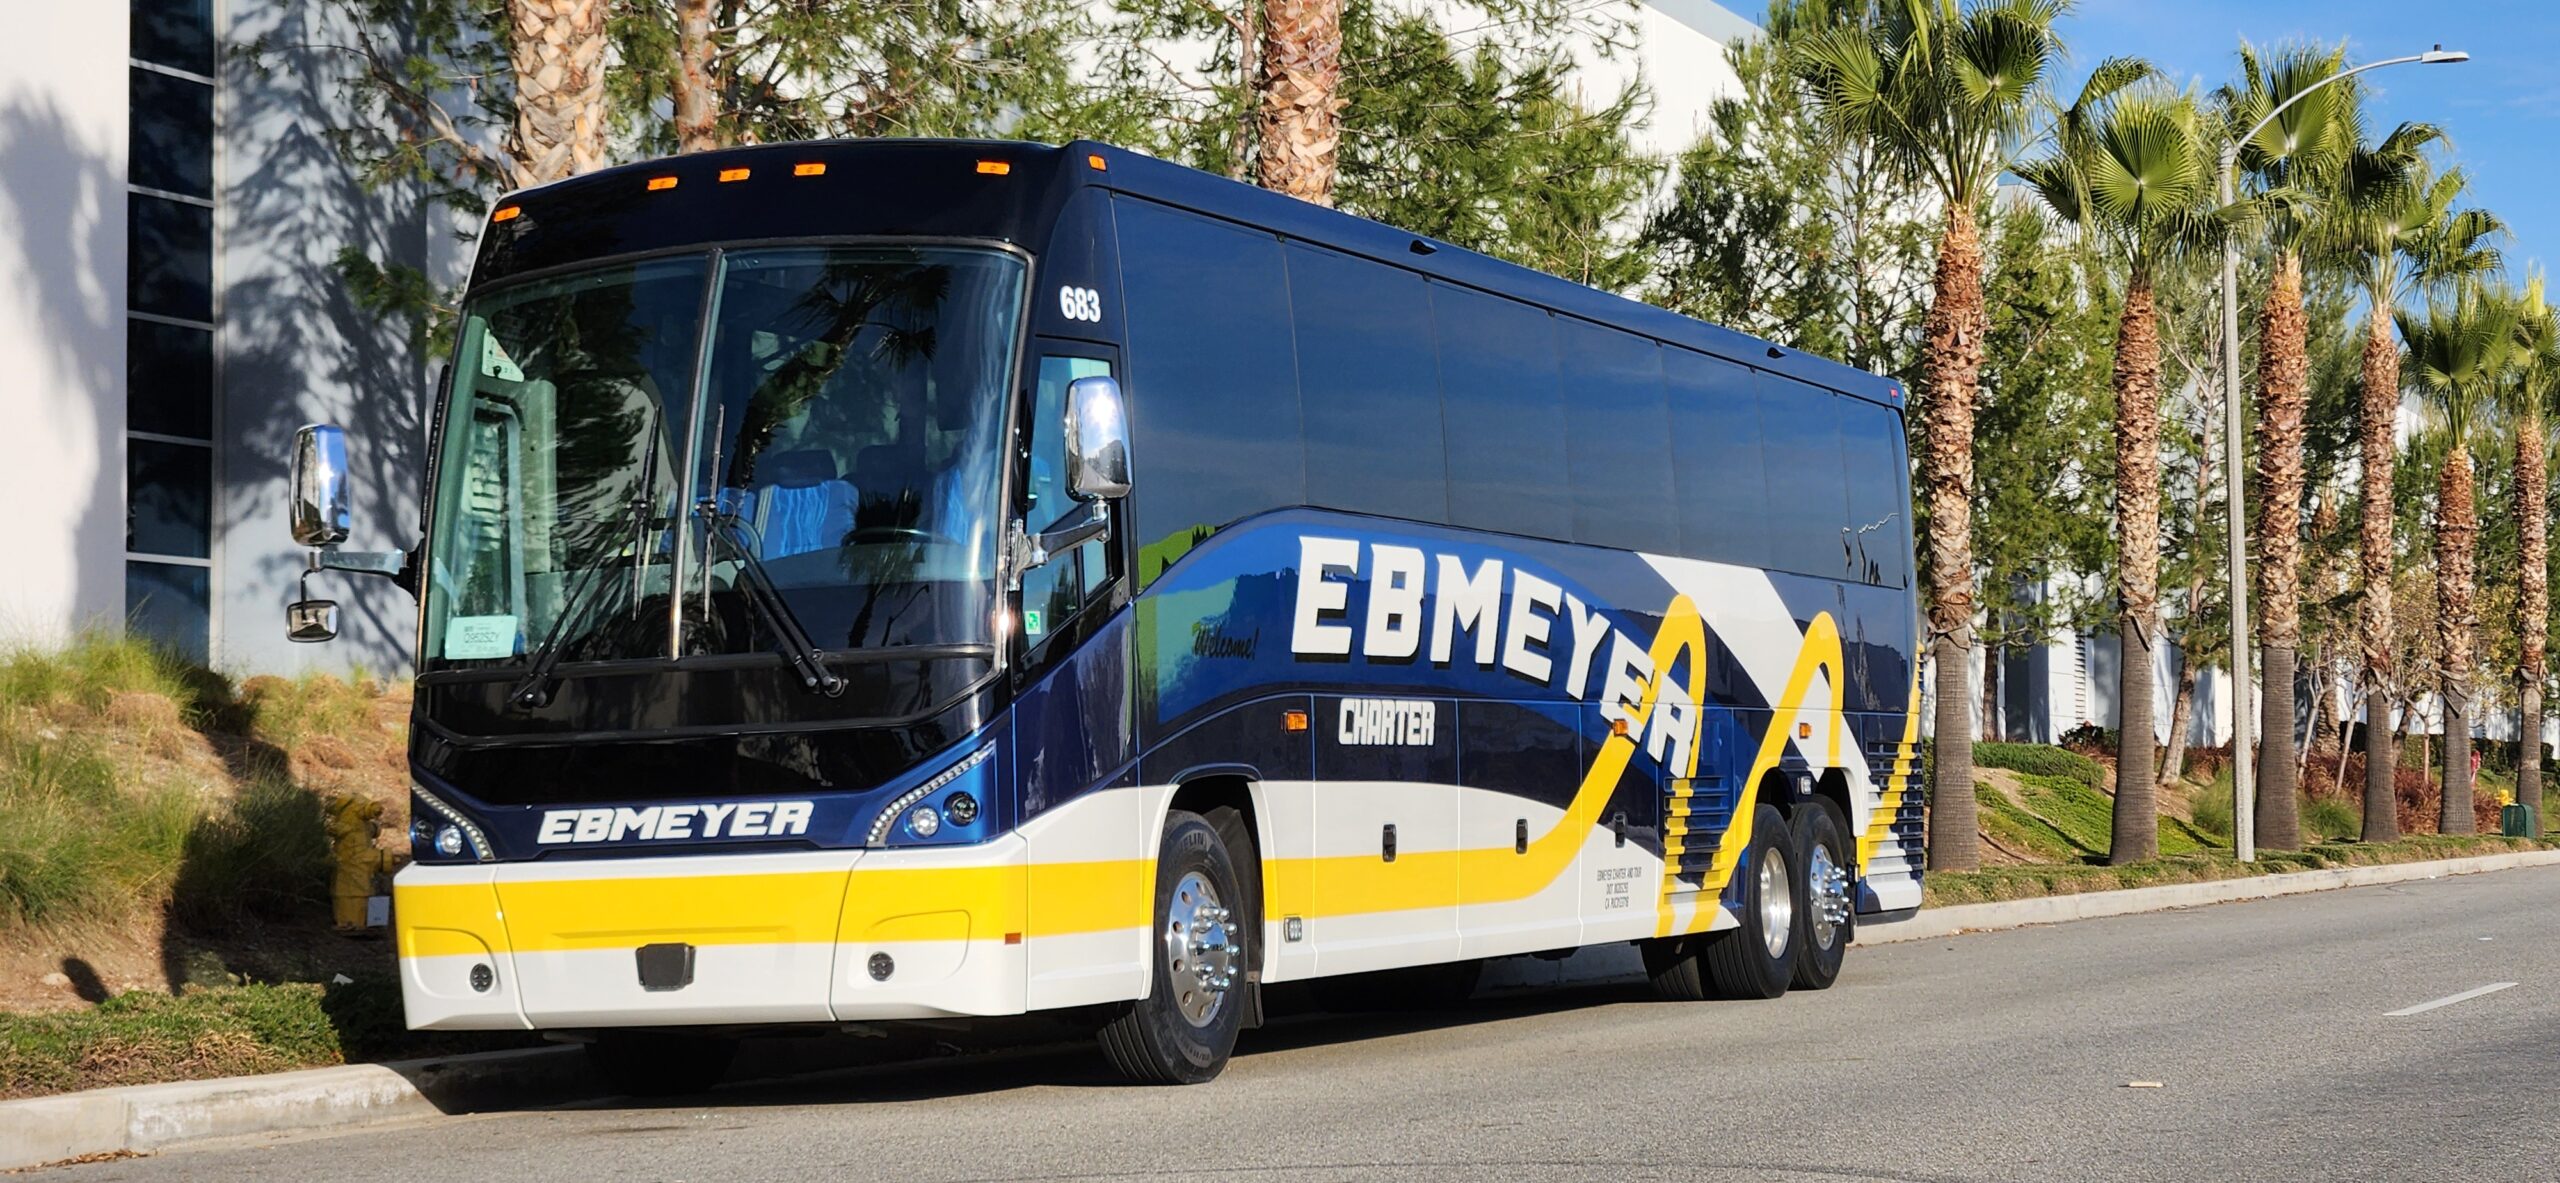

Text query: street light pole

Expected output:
[2219,46,2467,864]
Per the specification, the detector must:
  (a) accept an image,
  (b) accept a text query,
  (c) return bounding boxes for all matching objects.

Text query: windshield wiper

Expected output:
[698,505,848,697]
[508,497,661,709]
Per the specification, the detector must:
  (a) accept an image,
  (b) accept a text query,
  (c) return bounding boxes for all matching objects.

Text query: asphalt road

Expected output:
[59,866,2560,1182]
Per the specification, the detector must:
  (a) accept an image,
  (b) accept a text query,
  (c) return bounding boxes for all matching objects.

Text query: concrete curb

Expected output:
[1855,847,2560,945]
[0,1046,588,1171]
[7,848,2554,1170]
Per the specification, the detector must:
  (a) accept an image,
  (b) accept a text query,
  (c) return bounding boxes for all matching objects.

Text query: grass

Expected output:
[1925,832,2546,907]
[0,634,382,935]
[1975,742,2106,790]
[0,975,463,1099]
[1978,771,2215,863]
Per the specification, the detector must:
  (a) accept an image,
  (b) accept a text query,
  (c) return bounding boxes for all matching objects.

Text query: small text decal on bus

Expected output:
[535,801,815,844]
[1058,286,1103,323]
[1338,698,1436,746]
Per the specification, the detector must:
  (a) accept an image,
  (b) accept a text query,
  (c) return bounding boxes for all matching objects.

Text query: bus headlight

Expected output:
[435,825,466,857]
[944,792,979,826]
[906,805,941,839]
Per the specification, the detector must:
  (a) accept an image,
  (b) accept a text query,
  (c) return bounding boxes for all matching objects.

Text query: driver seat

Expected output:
[750,449,858,560]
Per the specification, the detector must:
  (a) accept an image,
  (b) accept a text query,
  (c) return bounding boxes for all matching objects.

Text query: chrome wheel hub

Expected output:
[1163,871,1236,1026]
[1758,846,1793,959]
[1808,841,1851,950]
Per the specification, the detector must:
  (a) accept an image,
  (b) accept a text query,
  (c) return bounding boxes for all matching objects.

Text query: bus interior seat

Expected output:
[750,448,857,561]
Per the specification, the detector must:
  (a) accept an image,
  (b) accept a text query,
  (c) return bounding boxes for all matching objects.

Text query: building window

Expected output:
[126,0,217,661]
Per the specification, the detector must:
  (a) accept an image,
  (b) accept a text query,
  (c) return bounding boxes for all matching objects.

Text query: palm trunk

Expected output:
[2160,645,2198,792]
[1255,0,1344,205]
[2518,413,2549,835]
[2438,444,2479,833]
[1980,634,2003,742]
[2358,309,2402,843]
[2254,253,2309,849]
[1924,206,1988,872]
[2111,275,2163,865]
[505,0,612,186]
[673,0,720,153]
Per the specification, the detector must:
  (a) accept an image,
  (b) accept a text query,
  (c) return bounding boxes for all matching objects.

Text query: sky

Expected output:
[2062,0,2560,275]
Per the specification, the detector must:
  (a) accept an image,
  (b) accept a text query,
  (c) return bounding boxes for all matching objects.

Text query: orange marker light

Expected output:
[1797,722,1813,739]
[491,205,521,223]
[794,162,826,177]
[976,159,1012,176]
[646,176,678,191]
[1087,153,1107,171]
[717,167,750,183]
[1610,718,1630,737]
[1003,932,1022,946]
[1283,710,1309,733]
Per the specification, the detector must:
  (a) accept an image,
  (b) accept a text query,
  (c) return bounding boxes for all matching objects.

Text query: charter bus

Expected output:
[283,138,1924,1090]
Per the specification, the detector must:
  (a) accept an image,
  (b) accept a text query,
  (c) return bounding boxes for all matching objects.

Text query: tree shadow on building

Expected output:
[0,95,127,644]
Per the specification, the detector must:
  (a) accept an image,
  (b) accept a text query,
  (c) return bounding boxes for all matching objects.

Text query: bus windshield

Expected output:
[422,245,1026,672]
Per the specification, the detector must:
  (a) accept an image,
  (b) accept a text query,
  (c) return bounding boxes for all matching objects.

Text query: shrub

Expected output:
[2188,782,2234,839]
[1975,742,2106,791]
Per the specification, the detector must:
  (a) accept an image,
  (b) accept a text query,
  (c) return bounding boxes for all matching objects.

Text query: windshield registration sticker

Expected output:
[444,615,520,660]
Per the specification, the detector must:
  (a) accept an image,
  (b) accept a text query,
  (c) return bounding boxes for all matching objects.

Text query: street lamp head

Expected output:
[2421,45,2471,64]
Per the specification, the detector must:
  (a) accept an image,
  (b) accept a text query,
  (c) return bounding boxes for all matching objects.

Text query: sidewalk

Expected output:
[9,846,2558,1172]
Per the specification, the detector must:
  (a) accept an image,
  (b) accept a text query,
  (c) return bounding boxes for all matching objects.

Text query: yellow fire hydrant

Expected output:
[326,794,391,932]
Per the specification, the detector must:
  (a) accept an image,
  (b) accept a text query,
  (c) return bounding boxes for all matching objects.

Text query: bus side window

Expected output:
[1021,356,1115,643]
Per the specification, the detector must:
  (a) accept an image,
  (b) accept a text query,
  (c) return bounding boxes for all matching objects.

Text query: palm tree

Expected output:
[1257,0,1345,204]
[2399,281,2517,833]
[1795,0,2100,871]
[2318,134,2480,843]
[2509,278,2560,836]
[507,0,614,184]
[2219,43,2359,851]
[2023,83,2214,864]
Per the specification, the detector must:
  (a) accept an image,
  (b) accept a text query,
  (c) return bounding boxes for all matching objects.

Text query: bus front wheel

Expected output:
[1643,801,1797,1001]
[1098,809,1248,1084]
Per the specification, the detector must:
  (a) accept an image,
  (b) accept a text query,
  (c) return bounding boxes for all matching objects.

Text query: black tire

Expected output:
[1648,802,1797,1001]
[1098,810,1249,1084]
[1790,798,1853,991]
[583,1030,738,1098]
[1313,958,1484,1013]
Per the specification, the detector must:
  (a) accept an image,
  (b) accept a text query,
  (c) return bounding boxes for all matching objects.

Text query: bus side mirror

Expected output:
[290,424,353,546]
[1065,376,1131,501]
[286,597,341,643]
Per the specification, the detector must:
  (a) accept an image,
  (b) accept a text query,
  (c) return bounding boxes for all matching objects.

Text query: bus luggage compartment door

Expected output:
[1310,694,1461,975]
[493,850,855,1027]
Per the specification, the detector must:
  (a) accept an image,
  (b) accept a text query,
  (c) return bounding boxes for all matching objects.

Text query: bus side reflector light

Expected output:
[491,205,521,223]
[646,176,678,191]
[1283,710,1309,732]
[794,162,826,176]
[1798,722,1812,739]
[718,167,750,182]
[1087,154,1107,170]
[1610,718,1629,737]
[1004,932,1022,946]
[976,160,1011,175]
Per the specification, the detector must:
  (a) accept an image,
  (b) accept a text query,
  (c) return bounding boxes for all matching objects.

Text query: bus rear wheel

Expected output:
[1098,810,1248,1084]
[1790,798,1852,990]
[1644,802,1797,1001]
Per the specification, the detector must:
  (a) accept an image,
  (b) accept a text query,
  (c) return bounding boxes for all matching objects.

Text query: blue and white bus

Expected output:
[286,139,1924,1089]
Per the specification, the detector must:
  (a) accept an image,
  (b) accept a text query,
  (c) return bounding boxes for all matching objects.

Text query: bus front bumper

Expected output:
[393,840,1042,1031]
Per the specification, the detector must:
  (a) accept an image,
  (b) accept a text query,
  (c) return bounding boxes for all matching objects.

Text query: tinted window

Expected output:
[1843,398,1911,587]
[1756,373,1849,578]
[1288,243,1448,524]
[126,561,209,662]
[1665,348,1769,567]
[129,194,212,321]
[130,68,212,197]
[133,0,215,75]
[1116,199,1303,584]
[1559,319,1674,553]
[128,438,211,557]
[128,319,213,439]
[1432,282,1570,541]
